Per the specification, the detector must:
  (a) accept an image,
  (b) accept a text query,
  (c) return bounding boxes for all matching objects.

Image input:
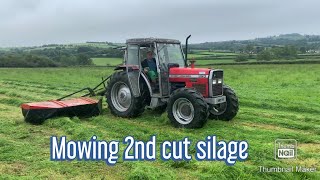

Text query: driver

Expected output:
[141,51,157,83]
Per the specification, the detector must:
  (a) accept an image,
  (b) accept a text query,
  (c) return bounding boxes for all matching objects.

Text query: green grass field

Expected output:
[0,64,319,179]
[91,58,123,66]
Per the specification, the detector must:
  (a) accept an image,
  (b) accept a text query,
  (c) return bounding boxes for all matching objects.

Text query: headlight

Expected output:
[212,79,217,84]
[218,79,222,84]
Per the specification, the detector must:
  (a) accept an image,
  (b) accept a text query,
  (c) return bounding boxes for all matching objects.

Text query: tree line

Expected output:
[189,33,320,53]
[235,45,299,62]
[0,46,123,67]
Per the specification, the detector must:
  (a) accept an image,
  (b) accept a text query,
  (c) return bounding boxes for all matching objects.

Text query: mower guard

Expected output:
[20,76,110,124]
[21,97,102,124]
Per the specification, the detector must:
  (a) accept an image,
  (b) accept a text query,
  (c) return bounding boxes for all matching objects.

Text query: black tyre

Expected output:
[106,71,149,118]
[209,85,239,121]
[167,88,208,128]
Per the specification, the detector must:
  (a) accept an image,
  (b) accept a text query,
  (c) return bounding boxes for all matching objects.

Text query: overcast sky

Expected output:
[1,0,319,47]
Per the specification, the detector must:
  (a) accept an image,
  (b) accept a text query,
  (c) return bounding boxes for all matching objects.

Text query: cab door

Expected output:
[156,43,169,96]
[126,44,141,97]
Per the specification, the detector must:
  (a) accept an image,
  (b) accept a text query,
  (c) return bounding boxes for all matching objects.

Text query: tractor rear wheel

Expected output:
[106,71,148,118]
[209,85,239,121]
[167,88,208,128]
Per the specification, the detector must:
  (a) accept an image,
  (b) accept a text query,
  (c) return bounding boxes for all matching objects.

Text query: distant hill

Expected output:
[189,33,320,51]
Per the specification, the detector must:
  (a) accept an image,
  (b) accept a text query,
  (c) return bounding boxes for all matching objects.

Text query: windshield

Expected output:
[157,43,185,67]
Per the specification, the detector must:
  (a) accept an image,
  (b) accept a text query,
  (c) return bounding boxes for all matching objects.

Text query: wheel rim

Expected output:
[111,82,132,112]
[172,98,194,124]
[210,102,227,115]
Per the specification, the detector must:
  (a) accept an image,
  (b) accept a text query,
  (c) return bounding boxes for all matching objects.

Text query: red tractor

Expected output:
[106,36,239,128]
[20,36,238,127]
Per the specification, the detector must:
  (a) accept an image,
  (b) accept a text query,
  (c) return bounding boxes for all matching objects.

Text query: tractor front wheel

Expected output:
[167,88,208,128]
[209,85,239,121]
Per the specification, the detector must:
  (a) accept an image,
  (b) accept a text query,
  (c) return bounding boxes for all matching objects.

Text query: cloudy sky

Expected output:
[1,0,319,47]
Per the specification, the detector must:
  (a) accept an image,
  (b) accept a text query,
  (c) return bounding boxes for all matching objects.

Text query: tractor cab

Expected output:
[124,38,186,98]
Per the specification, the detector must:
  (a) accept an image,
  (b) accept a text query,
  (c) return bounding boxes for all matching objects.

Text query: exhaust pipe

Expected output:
[185,35,191,66]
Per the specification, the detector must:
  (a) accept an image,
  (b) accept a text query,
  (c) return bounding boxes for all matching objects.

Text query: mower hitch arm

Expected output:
[57,75,111,100]
[57,88,95,101]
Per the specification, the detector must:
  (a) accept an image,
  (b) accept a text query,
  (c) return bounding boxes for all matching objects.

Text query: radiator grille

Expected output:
[212,83,223,96]
[211,70,223,96]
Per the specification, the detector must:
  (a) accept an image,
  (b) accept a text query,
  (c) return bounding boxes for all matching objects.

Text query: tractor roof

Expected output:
[126,38,180,45]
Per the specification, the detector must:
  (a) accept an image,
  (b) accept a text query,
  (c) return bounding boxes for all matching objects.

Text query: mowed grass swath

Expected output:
[0,64,319,179]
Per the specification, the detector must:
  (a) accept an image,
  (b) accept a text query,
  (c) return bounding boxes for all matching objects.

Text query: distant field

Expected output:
[195,58,320,65]
[0,64,319,179]
[189,50,320,64]
[0,47,11,51]
[188,54,209,58]
[91,57,123,66]
[189,51,237,59]
[198,52,236,56]
[192,49,236,54]
[194,59,255,64]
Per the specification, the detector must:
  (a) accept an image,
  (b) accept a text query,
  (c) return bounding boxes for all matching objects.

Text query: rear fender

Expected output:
[116,65,152,98]
[127,71,153,98]
[126,65,141,97]
[140,73,153,97]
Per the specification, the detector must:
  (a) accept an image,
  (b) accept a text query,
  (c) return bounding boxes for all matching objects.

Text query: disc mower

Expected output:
[21,35,239,128]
